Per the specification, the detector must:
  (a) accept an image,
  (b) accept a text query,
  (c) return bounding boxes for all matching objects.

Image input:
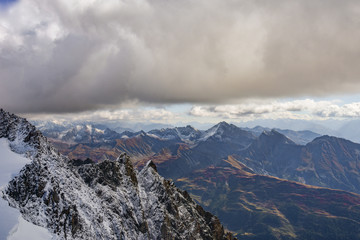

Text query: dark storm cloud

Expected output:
[1,0,360,113]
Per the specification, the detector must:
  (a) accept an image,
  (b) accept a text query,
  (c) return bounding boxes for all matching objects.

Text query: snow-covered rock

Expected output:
[0,109,234,240]
[148,126,202,143]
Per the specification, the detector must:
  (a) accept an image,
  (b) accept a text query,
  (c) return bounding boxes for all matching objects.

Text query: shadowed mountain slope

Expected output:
[236,131,360,193]
[176,157,360,240]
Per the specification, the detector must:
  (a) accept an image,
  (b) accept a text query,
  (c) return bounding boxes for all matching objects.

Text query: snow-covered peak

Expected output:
[201,122,228,139]
[147,125,202,143]
[135,130,148,138]
[200,121,238,141]
[35,120,121,144]
[0,109,57,158]
[147,128,180,140]
[175,125,202,141]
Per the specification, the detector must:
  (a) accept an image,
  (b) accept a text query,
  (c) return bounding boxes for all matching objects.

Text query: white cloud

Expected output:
[314,102,360,118]
[26,107,178,123]
[189,99,360,121]
[92,108,177,122]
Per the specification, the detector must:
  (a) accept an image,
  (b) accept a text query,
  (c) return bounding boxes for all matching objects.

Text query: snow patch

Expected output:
[199,124,220,141]
[0,139,30,187]
[146,133,161,139]
[94,128,104,134]
[7,215,53,240]
[0,138,53,240]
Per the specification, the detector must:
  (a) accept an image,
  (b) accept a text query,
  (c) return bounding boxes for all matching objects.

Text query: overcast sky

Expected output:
[1,0,360,125]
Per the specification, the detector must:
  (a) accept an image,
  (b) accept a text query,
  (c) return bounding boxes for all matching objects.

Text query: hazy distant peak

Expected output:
[206,121,238,133]
[214,121,237,130]
[309,134,357,147]
[259,129,296,145]
[137,130,147,137]
[177,125,198,131]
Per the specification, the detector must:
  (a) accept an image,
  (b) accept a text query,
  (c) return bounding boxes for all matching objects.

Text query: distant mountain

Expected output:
[238,118,339,136]
[103,121,172,132]
[0,109,235,239]
[241,126,271,136]
[176,157,360,240]
[337,119,360,143]
[147,122,256,179]
[236,130,302,176]
[108,122,255,179]
[33,120,70,133]
[242,126,320,145]
[39,123,124,144]
[275,129,320,145]
[148,125,202,142]
[57,129,186,164]
[40,122,256,179]
[202,122,256,145]
[236,130,360,193]
[37,123,140,162]
[38,120,360,193]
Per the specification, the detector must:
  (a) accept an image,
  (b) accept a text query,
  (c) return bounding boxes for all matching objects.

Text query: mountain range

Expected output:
[241,126,321,145]
[40,121,360,194]
[17,114,360,239]
[41,122,257,178]
[0,109,235,239]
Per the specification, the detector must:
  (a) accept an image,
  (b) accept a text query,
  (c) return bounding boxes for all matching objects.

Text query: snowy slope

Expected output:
[0,138,53,240]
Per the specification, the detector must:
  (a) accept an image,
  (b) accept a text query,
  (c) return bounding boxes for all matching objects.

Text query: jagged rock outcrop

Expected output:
[0,109,235,240]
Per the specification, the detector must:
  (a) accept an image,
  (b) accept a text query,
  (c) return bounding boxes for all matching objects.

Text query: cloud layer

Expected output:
[25,107,177,123]
[189,99,360,121]
[1,0,360,113]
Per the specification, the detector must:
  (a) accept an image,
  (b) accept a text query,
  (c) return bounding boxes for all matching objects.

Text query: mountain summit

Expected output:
[201,121,255,145]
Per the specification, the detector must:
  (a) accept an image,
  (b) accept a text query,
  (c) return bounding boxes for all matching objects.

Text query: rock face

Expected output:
[0,109,234,240]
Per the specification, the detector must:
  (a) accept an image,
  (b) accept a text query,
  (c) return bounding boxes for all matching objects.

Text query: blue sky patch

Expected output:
[0,0,18,7]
